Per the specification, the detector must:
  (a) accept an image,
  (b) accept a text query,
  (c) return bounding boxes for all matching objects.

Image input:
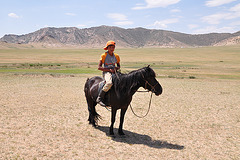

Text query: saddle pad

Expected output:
[98,81,110,106]
[98,81,105,93]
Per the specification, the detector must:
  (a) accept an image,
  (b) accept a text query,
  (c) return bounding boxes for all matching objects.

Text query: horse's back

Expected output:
[87,76,103,85]
[84,76,104,100]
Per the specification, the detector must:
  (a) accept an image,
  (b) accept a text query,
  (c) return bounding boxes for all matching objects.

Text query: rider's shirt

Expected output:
[100,52,120,69]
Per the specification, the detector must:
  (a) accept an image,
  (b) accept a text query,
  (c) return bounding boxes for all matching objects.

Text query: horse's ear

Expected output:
[147,64,150,68]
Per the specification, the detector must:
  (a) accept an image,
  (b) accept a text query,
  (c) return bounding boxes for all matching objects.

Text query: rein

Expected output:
[129,91,153,118]
[129,72,157,118]
[110,69,156,118]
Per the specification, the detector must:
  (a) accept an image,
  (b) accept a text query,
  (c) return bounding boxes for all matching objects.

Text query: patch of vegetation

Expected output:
[0,46,239,79]
[0,63,99,74]
[189,76,196,79]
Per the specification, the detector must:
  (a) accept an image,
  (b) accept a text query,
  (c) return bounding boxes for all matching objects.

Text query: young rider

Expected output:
[96,40,120,107]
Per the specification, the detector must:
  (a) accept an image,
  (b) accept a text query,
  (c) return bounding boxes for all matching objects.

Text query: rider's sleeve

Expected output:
[114,53,120,63]
[100,52,107,63]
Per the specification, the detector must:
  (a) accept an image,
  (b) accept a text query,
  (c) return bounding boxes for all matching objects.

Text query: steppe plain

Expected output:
[0,46,239,159]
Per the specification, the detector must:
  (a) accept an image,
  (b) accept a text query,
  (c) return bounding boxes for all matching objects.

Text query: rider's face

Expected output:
[108,45,115,55]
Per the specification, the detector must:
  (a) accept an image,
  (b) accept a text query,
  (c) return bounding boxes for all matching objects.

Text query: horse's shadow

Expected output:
[96,126,184,150]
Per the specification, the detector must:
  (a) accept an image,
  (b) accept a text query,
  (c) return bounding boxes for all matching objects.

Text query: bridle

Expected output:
[128,72,158,118]
[109,69,159,118]
[141,72,158,93]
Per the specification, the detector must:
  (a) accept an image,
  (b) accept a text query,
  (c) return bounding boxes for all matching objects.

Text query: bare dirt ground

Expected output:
[0,74,239,159]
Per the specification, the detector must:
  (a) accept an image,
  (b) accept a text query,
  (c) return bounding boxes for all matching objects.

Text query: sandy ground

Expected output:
[0,74,239,159]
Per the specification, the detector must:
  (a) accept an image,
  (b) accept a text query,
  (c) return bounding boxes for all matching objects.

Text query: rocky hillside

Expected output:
[214,35,240,46]
[1,26,240,48]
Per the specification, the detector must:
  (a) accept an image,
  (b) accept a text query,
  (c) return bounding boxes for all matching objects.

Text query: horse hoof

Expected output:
[110,135,116,138]
[109,132,114,135]
[109,133,115,138]
[118,132,125,136]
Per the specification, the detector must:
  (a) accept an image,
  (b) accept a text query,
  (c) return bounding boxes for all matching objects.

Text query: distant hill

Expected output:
[214,35,240,46]
[1,26,240,48]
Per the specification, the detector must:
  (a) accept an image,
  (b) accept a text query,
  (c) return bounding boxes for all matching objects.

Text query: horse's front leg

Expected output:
[118,108,127,135]
[110,108,117,136]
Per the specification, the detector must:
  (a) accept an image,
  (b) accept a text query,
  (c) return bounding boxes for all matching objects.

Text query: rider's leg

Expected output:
[96,72,112,106]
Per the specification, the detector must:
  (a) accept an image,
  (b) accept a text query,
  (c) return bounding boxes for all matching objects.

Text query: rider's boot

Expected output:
[96,90,106,107]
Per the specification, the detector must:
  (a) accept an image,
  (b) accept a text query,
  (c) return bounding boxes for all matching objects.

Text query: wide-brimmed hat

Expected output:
[104,40,116,50]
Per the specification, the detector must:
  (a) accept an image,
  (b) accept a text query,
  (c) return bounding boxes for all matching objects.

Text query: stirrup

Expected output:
[98,100,106,107]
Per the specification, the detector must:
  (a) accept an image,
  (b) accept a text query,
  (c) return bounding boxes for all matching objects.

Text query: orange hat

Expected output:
[104,40,116,50]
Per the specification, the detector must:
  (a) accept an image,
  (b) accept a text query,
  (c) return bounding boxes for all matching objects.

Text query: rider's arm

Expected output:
[115,62,120,71]
[98,60,115,73]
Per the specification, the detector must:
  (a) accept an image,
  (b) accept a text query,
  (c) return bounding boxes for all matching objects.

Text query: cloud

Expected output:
[132,0,181,10]
[77,24,87,28]
[194,26,235,34]
[202,3,240,25]
[205,0,236,7]
[202,13,231,24]
[8,13,20,18]
[107,13,133,26]
[170,9,181,13]
[230,21,240,26]
[188,24,199,29]
[152,18,179,29]
[195,4,240,34]
[114,21,134,26]
[65,13,76,16]
[230,3,240,12]
[107,13,127,21]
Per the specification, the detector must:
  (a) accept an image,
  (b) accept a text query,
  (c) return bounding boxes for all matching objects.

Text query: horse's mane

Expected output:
[112,66,156,96]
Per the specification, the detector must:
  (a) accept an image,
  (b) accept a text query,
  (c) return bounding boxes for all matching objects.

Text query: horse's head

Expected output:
[141,66,162,96]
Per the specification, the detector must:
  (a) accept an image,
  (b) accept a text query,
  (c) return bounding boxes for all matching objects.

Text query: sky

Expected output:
[1,0,240,38]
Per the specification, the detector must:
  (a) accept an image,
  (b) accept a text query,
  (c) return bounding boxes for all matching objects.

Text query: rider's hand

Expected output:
[109,69,115,73]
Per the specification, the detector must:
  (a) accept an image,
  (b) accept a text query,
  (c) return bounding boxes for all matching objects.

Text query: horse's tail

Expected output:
[84,78,90,94]
[84,77,101,126]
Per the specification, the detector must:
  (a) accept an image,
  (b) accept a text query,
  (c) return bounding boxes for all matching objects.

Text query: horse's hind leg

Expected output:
[86,98,99,127]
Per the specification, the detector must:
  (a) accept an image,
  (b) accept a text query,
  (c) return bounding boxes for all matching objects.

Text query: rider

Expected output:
[96,40,120,107]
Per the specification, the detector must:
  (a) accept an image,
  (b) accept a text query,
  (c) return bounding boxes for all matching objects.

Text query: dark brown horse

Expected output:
[84,66,162,136]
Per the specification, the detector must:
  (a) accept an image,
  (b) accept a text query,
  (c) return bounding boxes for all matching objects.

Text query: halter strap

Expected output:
[141,72,158,92]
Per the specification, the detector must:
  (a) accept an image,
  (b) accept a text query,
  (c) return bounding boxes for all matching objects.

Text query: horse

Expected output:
[84,66,162,136]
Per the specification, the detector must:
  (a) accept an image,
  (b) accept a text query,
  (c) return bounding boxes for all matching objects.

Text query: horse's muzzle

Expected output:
[154,85,162,96]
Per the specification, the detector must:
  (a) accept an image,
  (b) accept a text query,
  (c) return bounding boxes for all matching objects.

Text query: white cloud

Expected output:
[152,18,179,29]
[77,24,87,28]
[65,13,76,16]
[230,21,240,26]
[188,24,199,29]
[114,21,134,26]
[194,26,235,34]
[230,3,240,12]
[205,0,236,7]
[202,13,231,24]
[202,3,240,25]
[132,0,180,10]
[229,3,240,19]
[107,13,127,21]
[8,13,20,18]
[170,9,181,13]
[107,13,133,26]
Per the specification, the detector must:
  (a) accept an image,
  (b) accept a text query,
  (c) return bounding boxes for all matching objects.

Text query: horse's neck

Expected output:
[130,84,141,96]
[128,75,143,96]
[114,72,144,97]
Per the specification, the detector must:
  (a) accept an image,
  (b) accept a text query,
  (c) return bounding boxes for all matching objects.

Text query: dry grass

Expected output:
[0,74,239,159]
[0,46,240,159]
[1,46,240,79]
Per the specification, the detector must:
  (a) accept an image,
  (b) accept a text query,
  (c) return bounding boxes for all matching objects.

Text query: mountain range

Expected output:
[1,25,240,48]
